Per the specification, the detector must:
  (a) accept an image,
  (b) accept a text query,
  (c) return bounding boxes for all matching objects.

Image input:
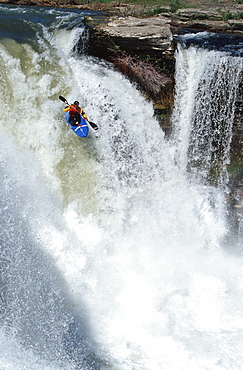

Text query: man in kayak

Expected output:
[63,101,88,126]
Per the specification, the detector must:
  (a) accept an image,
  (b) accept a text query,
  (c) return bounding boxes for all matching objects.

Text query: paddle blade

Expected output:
[88,121,99,131]
[59,95,67,103]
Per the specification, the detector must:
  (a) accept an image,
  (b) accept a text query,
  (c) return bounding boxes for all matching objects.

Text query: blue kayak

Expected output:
[64,111,89,138]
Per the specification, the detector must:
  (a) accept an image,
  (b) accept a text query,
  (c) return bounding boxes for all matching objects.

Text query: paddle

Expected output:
[59,95,99,131]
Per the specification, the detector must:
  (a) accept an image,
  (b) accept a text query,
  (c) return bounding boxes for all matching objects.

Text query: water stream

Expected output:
[0,5,242,369]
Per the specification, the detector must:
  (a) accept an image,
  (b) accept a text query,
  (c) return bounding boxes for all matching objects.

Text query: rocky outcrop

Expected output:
[89,16,174,57]
[86,9,243,131]
[89,16,174,68]
[86,5,243,60]
[171,8,243,33]
[87,14,175,121]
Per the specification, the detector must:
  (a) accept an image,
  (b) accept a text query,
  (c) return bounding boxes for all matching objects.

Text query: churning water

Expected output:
[0,5,242,370]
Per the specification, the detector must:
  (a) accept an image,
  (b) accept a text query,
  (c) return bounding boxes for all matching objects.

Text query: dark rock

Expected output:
[88,16,174,60]
[176,8,223,21]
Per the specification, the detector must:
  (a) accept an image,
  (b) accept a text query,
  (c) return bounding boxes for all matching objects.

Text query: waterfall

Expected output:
[172,36,242,187]
[0,7,242,370]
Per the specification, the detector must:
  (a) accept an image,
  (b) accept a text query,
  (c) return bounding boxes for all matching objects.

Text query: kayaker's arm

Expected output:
[63,105,71,112]
[81,111,88,120]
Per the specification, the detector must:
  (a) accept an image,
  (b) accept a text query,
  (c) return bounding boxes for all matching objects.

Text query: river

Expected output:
[0,4,242,369]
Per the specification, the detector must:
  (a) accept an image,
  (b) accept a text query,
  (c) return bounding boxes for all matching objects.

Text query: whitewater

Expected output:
[0,5,242,370]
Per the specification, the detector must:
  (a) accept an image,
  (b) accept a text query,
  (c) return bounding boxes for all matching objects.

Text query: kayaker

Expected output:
[63,101,88,126]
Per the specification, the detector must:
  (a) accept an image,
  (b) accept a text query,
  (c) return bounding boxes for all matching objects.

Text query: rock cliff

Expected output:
[86,6,243,107]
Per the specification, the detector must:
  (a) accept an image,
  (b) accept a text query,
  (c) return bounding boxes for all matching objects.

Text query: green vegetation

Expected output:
[218,9,243,21]
[57,0,243,20]
[228,162,243,178]
[109,48,174,108]
[77,0,185,12]
[72,0,241,9]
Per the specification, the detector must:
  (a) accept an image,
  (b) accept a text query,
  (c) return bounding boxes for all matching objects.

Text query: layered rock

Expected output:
[171,7,243,33]
[87,15,176,112]
[88,16,174,58]
[86,14,176,127]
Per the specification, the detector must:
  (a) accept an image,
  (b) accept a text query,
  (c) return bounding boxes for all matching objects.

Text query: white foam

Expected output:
[0,11,242,370]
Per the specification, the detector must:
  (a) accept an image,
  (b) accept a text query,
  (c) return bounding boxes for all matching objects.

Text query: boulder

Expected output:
[176,8,222,21]
[88,16,174,60]
[228,19,243,31]
[171,18,232,32]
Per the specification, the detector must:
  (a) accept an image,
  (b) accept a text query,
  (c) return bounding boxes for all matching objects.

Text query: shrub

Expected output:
[111,52,172,101]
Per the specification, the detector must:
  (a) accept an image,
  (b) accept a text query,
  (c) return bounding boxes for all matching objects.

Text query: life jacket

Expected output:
[69,105,81,117]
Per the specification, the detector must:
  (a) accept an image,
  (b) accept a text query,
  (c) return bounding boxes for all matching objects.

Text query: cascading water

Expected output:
[172,35,242,187]
[0,5,242,370]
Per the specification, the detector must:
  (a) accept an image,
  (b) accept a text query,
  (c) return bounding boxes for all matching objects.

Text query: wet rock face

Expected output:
[95,16,173,51]
[87,15,176,126]
[231,79,243,165]
[88,16,174,60]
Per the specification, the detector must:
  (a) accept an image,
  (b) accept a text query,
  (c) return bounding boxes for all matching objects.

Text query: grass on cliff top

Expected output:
[68,0,243,17]
[76,0,242,9]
